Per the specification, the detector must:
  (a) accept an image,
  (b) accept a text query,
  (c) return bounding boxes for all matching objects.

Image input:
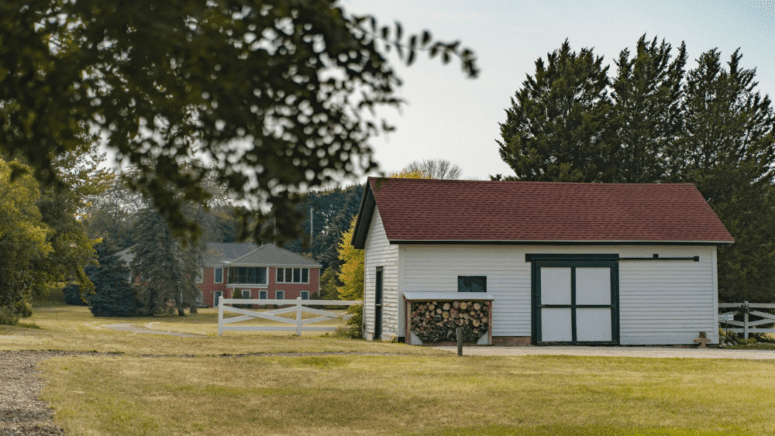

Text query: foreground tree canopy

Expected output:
[1,0,478,244]
[497,35,775,302]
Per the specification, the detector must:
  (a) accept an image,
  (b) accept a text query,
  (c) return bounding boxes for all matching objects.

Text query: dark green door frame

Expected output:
[528,254,620,345]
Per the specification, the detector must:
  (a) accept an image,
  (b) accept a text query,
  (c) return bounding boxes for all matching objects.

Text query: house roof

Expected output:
[227,243,321,268]
[203,243,260,266]
[351,178,734,248]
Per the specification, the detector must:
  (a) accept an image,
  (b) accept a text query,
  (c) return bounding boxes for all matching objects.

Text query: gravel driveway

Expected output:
[433,345,775,360]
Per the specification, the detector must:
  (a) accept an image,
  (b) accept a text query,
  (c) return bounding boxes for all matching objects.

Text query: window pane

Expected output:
[294,268,301,283]
[276,291,284,300]
[258,268,266,284]
[285,268,292,282]
[276,268,283,283]
[458,276,486,292]
[215,268,223,283]
[301,291,309,300]
[239,267,246,283]
[259,290,267,299]
[242,290,251,299]
[302,269,308,283]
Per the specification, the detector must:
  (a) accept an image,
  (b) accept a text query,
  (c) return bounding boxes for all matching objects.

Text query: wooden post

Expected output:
[296,297,303,336]
[218,298,224,336]
[744,312,749,340]
[456,327,463,357]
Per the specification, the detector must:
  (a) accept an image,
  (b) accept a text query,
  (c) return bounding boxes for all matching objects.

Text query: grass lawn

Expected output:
[3,300,775,435]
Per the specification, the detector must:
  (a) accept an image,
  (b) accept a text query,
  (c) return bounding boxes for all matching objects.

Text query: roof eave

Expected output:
[388,239,734,246]
[351,180,374,249]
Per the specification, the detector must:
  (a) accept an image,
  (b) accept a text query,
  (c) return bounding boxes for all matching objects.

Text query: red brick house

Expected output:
[118,243,321,308]
[199,243,321,307]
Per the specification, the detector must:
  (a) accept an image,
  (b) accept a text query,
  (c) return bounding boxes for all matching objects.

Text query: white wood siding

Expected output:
[362,208,399,340]
[398,244,719,344]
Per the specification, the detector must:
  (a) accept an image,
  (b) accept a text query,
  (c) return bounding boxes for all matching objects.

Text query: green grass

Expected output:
[4,304,775,435]
[40,354,771,435]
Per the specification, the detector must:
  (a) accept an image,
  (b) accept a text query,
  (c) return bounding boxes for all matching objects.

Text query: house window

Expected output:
[213,291,223,307]
[276,268,309,284]
[458,276,487,293]
[241,289,251,299]
[300,291,309,300]
[214,268,223,284]
[259,290,268,300]
[195,267,203,283]
[276,290,285,300]
[226,267,267,284]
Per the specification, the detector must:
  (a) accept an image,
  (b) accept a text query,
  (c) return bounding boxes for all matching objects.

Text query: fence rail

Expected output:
[718,302,775,339]
[217,298,362,336]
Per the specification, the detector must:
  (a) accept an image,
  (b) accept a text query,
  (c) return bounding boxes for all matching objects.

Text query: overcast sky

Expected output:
[341,0,775,181]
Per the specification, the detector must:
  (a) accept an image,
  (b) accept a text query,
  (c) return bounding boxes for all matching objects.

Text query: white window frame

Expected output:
[241,289,251,299]
[259,290,268,300]
[195,267,204,284]
[214,267,223,284]
[275,290,285,300]
[213,291,223,307]
[300,291,309,300]
[276,267,310,284]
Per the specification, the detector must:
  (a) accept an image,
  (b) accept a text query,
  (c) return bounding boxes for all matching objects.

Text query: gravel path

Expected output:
[433,345,775,360]
[0,351,72,436]
[102,323,202,337]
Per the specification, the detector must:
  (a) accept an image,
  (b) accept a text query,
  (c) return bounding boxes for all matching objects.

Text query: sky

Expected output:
[341,0,775,181]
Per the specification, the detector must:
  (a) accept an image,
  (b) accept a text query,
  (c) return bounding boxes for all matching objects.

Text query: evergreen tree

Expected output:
[131,208,203,315]
[610,36,687,182]
[497,40,614,183]
[497,36,775,302]
[677,49,775,302]
[89,242,138,317]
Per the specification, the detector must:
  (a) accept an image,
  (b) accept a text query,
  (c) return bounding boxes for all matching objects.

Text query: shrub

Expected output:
[343,304,363,339]
[0,306,19,326]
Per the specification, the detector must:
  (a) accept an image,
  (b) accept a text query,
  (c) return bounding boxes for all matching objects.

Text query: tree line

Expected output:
[496,35,775,303]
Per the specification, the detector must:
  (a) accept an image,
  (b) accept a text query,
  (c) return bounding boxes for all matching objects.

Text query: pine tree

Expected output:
[131,208,203,315]
[677,49,775,302]
[610,36,687,182]
[497,36,775,302]
[89,242,138,317]
[498,40,614,182]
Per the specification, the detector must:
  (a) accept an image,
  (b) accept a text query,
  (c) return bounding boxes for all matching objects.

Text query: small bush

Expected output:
[343,304,363,339]
[0,306,19,326]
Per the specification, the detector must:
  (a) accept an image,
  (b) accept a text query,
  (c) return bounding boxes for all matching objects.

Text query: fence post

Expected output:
[296,297,302,336]
[744,312,749,340]
[218,298,224,336]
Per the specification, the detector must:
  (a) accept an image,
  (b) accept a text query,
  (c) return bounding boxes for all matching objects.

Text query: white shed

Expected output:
[351,178,734,346]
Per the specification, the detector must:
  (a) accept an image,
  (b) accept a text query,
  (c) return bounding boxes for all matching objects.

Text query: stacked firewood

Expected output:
[410,301,489,343]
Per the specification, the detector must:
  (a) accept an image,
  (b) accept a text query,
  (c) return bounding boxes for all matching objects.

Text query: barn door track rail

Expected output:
[718,302,775,339]
[218,298,362,336]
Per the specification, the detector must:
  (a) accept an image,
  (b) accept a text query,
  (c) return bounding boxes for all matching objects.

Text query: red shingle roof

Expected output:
[359,178,733,245]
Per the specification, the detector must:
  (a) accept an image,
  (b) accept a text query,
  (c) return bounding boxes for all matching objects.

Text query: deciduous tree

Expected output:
[1,0,478,245]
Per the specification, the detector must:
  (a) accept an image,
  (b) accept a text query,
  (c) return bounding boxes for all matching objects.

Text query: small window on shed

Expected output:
[458,276,487,293]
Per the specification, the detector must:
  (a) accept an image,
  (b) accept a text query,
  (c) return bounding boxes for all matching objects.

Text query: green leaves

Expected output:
[0,0,479,247]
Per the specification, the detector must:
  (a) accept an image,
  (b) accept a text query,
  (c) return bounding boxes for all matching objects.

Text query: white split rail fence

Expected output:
[218,297,362,336]
[718,302,775,339]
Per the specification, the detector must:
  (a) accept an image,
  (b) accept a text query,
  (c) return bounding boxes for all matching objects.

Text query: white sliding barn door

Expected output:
[535,259,618,344]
